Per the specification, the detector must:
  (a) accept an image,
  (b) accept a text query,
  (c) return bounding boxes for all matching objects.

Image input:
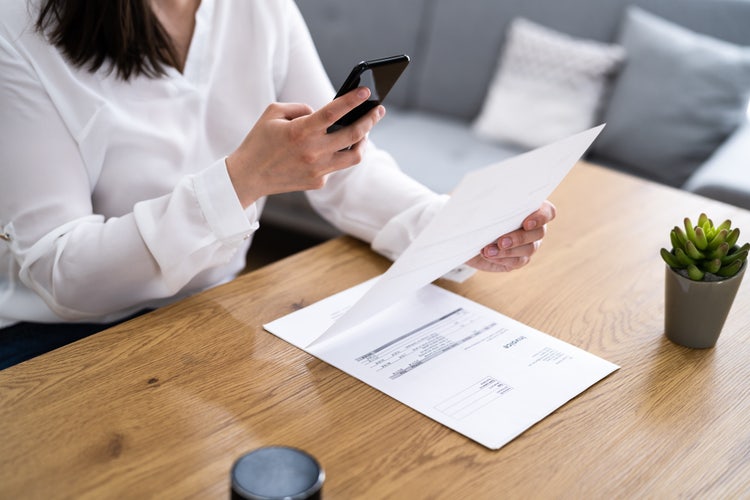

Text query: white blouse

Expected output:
[0,0,447,327]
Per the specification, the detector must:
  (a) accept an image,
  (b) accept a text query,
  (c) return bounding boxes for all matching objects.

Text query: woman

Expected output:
[0,0,555,368]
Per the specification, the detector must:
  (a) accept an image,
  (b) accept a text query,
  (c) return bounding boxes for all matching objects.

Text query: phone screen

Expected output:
[327,55,410,133]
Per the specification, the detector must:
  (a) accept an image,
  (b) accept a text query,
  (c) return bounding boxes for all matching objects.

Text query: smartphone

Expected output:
[326,54,410,134]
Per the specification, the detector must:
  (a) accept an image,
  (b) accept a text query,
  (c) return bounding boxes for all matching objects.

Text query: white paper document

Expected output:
[264,281,619,450]
[263,125,617,449]
[315,125,605,344]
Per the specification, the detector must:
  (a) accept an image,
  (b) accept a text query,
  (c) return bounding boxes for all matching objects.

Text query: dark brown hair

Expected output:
[35,0,179,80]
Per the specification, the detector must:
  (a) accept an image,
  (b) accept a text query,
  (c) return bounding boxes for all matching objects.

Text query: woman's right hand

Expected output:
[225,87,385,208]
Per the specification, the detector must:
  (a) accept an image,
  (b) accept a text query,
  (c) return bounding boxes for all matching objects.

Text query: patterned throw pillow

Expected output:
[473,18,625,148]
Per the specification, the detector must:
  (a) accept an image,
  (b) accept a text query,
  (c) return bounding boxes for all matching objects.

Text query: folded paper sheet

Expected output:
[312,125,605,345]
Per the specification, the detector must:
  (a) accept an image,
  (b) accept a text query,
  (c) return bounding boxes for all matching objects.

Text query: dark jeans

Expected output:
[0,311,148,370]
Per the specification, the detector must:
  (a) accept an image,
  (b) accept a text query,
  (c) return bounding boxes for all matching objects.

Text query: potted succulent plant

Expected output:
[660,213,748,348]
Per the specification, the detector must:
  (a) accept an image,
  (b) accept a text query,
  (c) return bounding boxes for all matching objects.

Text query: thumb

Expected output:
[266,101,315,121]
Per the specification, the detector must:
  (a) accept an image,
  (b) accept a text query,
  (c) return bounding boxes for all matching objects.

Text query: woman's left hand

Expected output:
[466,200,557,273]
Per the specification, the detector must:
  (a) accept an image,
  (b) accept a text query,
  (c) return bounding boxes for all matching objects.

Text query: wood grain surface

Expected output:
[1,163,749,499]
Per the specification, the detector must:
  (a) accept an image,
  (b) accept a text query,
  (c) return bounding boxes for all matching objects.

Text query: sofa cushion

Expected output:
[411,0,629,122]
[472,18,624,149]
[369,109,524,194]
[294,0,428,108]
[682,122,750,210]
[592,6,750,187]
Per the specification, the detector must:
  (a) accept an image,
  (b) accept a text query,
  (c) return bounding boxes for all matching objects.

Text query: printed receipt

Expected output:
[264,282,618,450]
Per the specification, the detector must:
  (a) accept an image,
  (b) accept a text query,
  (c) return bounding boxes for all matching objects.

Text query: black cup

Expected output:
[230,446,324,500]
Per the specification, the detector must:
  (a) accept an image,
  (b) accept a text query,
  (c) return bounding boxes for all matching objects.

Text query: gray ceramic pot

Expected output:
[664,263,746,348]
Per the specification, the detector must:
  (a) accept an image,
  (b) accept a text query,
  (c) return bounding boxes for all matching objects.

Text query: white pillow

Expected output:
[473,18,625,148]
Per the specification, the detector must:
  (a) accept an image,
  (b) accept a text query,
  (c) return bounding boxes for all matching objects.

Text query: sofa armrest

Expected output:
[682,121,750,210]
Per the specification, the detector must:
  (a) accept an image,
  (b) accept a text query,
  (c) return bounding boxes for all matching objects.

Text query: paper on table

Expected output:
[310,124,604,346]
[264,280,619,450]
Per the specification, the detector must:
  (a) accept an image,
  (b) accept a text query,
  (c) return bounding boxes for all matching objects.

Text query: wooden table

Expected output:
[1,163,749,499]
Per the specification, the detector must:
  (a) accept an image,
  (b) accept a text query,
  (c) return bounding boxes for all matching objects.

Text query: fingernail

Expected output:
[377,106,385,118]
[500,237,512,249]
[357,88,369,99]
[526,220,537,230]
[485,246,499,257]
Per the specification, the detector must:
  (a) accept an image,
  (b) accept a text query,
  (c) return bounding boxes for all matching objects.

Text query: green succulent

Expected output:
[660,213,748,282]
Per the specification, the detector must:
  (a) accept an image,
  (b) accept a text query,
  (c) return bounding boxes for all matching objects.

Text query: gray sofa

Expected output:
[262,0,750,239]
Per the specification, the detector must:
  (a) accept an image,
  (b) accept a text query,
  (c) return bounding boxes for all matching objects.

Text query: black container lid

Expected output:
[231,446,324,500]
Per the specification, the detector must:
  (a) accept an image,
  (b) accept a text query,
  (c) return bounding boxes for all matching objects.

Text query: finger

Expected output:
[267,101,315,121]
[335,104,385,150]
[483,240,541,261]
[320,137,368,174]
[481,227,545,258]
[522,200,557,231]
[317,87,372,129]
[306,123,373,178]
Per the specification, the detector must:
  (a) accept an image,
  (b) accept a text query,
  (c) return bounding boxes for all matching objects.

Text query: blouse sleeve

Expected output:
[0,32,256,322]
